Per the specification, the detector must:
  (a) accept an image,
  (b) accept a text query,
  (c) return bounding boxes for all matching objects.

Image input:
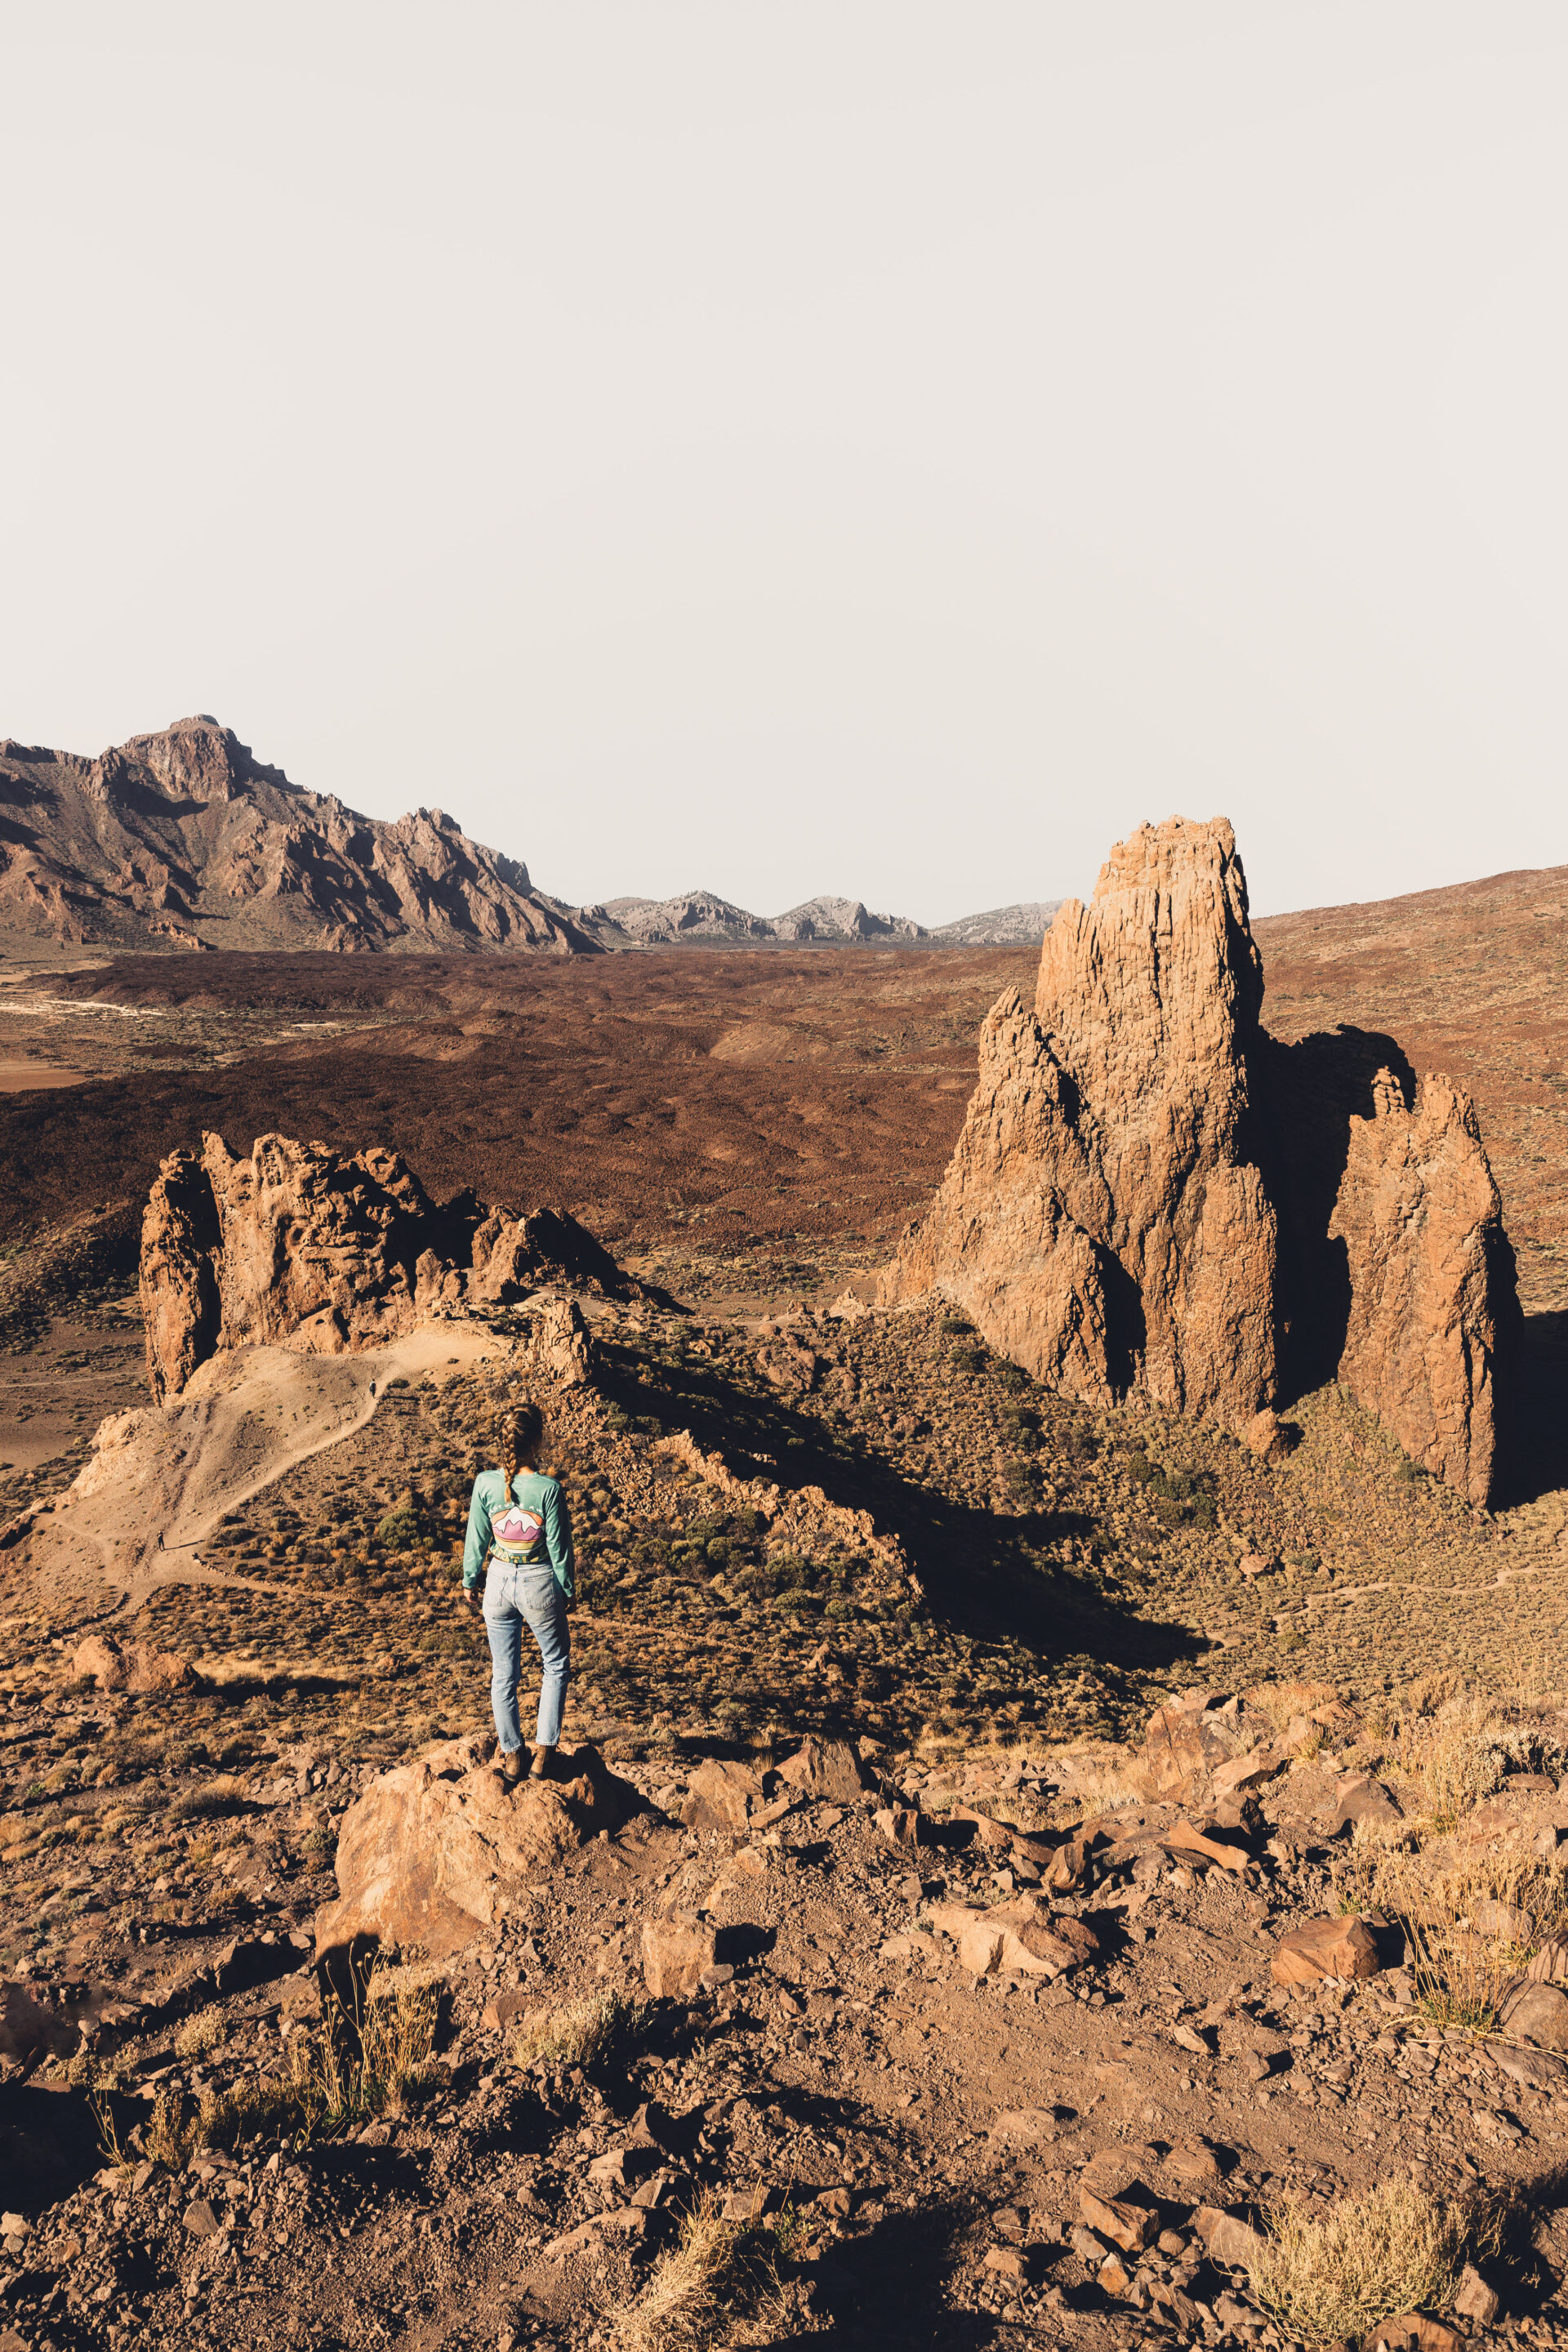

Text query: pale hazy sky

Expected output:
[4,4,1566,924]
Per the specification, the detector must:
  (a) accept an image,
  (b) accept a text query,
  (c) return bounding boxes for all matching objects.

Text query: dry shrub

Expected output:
[618,2190,792,2352]
[507,1989,647,2073]
[1345,1828,1568,2032]
[1045,1742,1146,1815]
[1392,1689,1568,1832]
[1394,1693,1509,1828]
[145,2085,198,2167]
[353,1965,443,2098]
[1250,2179,1501,2349]
[175,2006,225,2060]
[1249,1680,1339,1738]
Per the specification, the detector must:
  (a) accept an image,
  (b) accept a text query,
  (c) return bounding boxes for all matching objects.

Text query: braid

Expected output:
[494,1399,543,1505]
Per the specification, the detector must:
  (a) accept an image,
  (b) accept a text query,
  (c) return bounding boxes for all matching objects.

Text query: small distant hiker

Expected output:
[462,1400,573,1784]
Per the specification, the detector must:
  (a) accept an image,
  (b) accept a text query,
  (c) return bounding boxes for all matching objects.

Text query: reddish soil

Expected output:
[0,950,1035,1272]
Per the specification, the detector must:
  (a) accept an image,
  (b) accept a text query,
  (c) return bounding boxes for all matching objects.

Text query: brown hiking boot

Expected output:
[528,1744,556,1781]
[499,1749,524,1788]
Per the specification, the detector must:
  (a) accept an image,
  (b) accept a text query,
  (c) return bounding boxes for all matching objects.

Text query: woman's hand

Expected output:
[462,1587,483,1617]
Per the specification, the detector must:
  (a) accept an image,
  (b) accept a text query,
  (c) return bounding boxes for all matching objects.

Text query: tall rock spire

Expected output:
[880,817,1281,1428]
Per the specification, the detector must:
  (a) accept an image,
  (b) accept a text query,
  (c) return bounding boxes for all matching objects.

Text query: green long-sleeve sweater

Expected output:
[461,1469,575,1601]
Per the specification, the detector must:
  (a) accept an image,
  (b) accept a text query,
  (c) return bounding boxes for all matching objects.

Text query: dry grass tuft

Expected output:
[1392,1689,1568,1833]
[1335,1824,1568,2032]
[507,1989,648,2073]
[1043,1740,1147,1815]
[620,2193,737,2352]
[172,1774,247,1823]
[1249,2179,1502,2349]
[617,2190,796,2352]
[1394,1694,1509,1828]
[124,1962,442,2167]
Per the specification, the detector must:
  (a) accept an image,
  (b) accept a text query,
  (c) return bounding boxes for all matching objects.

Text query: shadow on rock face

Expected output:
[1253,1024,1417,1403]
[1505,1309,1568,1509]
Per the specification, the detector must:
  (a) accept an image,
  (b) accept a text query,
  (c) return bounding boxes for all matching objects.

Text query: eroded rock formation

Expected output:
[881,817,1280,1428]
[883,815,1518,1502]
[1329,1070,1519,1507]
[140,1129,635,1401]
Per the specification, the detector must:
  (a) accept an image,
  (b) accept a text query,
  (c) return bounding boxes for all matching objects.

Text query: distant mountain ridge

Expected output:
[0,715,1064,958]
[0,716,595,957]
[565,889,1064,949]
[567,888,928,948]
[929,900,1064,946]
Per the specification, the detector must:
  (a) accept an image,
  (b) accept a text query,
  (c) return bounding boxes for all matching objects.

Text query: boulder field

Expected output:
[6,1688,1568,2350]
[880,816,1519,1506]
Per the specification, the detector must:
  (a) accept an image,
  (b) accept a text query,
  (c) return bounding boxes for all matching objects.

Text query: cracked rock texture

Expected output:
[881,817,1280,1429]
[316,1735,639,1961]
[140,1134,634,1401]
[1330,1068,1520,1508]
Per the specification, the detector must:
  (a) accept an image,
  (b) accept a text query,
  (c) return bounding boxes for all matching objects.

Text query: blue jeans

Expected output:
[483,1561,570,1751]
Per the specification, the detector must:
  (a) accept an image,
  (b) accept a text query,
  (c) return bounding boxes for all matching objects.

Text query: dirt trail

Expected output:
[17,1321,506,1612]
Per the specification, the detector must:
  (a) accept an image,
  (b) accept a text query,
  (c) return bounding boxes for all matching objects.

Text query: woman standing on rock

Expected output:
[462,1400,573,1784]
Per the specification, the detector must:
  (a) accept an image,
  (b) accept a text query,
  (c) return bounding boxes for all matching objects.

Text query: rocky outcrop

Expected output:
[315,1735,639,1961]
[880,818,1280,1428]
[468,1205,633,1307]
[515,1297,595,1388]
[141,1133,450,1400]
[140,1129,637,1401]
[69,1631,194,1695]
[1329,1071,1518,1507]
[881,816,1519,1501]
[927,1892,1100,1980]
[0,715,598,956]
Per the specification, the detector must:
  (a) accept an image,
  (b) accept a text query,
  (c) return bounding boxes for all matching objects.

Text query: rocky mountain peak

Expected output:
[0,717,585,956]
